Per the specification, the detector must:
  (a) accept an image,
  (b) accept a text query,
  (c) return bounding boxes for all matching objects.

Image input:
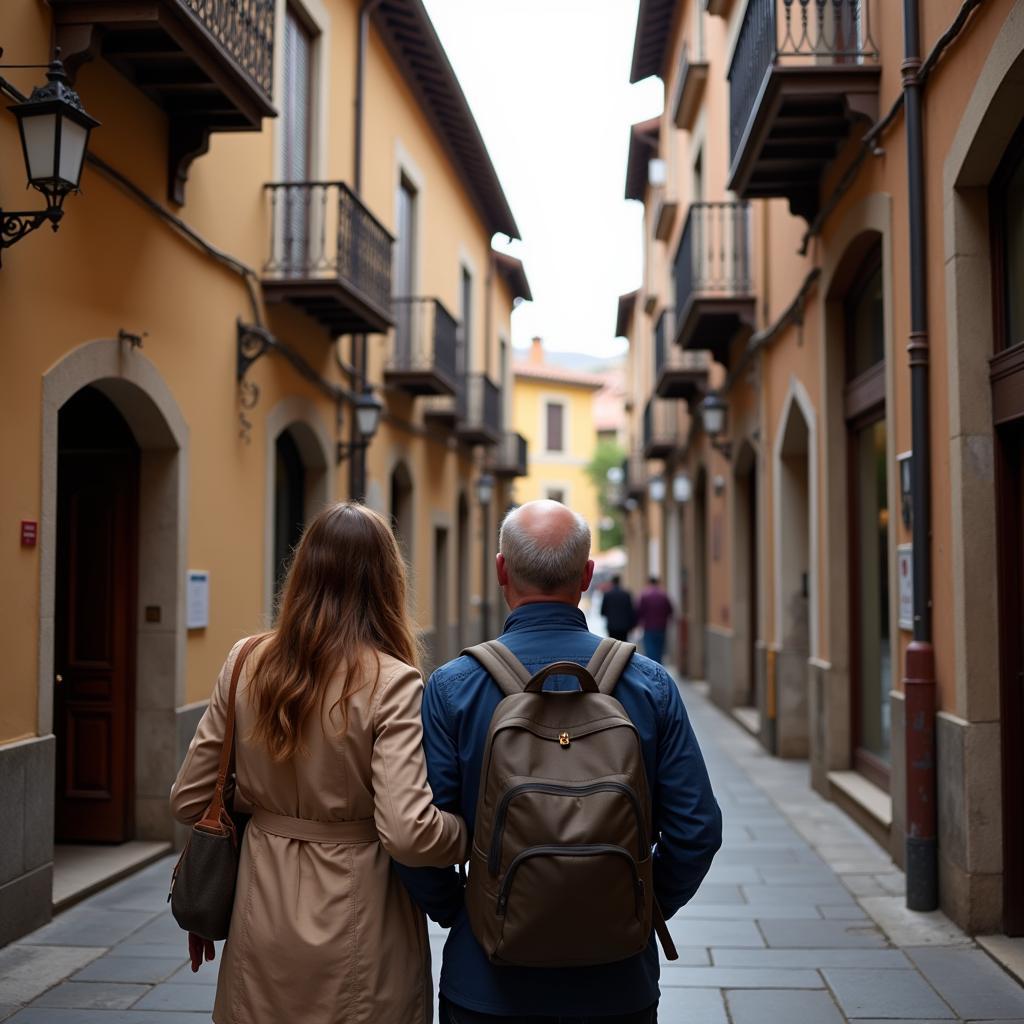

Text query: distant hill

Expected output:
[513,348,624,375]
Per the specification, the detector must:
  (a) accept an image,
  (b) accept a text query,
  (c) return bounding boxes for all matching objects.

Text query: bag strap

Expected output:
[462,640,532,697]
[198,634,268,832]
[585,637,636,695]
[653,899,679,961]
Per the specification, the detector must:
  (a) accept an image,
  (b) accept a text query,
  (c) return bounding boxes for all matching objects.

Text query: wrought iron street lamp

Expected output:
[700,392,732,459]
[1,50,99,265]
[476,472,495,641]
[336,387,382,465]
[648,476,666,503]
[672,471,692,504]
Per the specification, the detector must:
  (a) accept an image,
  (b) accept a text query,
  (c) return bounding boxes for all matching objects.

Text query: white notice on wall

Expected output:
[897,545,913,632]
[187,571,210,630]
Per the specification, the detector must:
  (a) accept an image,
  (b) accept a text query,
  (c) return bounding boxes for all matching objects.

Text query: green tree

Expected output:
[586,439,626,551]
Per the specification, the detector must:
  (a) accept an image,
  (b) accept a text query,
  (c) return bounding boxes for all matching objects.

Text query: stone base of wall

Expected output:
[936,710,1003,934]
[706,627,734,711]
[0,735,55,945]
[173,702,208,849]
[775,646,810,759]
[808,660,851,798]
[890,692,906,869]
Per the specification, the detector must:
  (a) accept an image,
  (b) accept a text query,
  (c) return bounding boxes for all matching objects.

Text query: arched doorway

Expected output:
[41,341,188,857]
[270,420,329,610]
[55,387,139,842]
[732,441,759,717]
[775,394,813,757]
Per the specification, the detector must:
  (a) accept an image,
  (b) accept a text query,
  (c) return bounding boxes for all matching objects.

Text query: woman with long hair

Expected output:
[170,502,465,1024]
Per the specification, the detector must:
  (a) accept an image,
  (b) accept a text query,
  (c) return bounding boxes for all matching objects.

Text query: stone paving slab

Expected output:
[30,982,149,1010]
[822,967,957,1019]
[710,948,911,968]
[726,988,845,1024]
[759,918,888,948]
[0,945,106,1004]
[72,958,187,985]
[906,947,1024,1019]
[656,986,727,1023]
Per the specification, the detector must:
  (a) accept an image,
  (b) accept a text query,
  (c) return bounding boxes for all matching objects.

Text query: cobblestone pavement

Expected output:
[3,678,1024,1023]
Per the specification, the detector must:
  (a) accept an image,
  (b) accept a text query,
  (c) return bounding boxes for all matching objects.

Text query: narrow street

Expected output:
[2,677,1022,1023]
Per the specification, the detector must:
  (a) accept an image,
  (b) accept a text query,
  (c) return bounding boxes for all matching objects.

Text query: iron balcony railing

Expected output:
[674,201,753,321]
[655,321,710,380]
[264,182,393,317]
[184,0,275,95]
[387,297,459,387]
[457,374,502,440]
[728,0,878,164]
[492,431,528,478]
[644,398,679,456]
[626,450,649,499]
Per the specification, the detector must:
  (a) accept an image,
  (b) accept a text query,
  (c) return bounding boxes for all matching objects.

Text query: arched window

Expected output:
[273,429,306,600]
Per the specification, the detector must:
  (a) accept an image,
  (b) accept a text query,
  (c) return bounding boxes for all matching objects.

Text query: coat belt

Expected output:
[252,809,379,845]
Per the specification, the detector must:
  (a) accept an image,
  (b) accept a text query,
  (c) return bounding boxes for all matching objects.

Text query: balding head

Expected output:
[498,500,592,597]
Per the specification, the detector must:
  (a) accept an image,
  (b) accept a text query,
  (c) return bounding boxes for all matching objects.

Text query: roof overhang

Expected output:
[616,290,638,338]
[630,0,679,83]
[494,251,533,302]
[372,1,520,239]
[625,118,660,201]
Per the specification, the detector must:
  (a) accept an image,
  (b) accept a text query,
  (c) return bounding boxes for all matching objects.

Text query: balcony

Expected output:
[385,298,459,396]
[54,0,275,204]
[654,194,679,242]
[654,314,710,403]
[643,398,679,460]
[727,0,880,221]
[456,374,502,447]
[262,182,393,337]
[672,47,709,132]
[491,432,529,479]
[626,451,649,500]
[673,201,755,367]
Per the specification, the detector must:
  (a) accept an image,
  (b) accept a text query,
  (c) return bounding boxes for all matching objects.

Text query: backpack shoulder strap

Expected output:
[462,640,532,698]
[586,637,636,695]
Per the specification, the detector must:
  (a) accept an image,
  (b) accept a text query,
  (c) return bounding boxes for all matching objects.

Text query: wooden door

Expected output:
[996,422,1024,934]
[55,390,139,843]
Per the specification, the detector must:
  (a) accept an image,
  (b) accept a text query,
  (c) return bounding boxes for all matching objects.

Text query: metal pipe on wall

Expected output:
[901,0,938,913]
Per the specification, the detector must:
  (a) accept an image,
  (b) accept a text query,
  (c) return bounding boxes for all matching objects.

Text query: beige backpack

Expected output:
[461,637,678,968]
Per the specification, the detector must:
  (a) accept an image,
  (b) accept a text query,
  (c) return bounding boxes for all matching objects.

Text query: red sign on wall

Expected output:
[20,521,37,547]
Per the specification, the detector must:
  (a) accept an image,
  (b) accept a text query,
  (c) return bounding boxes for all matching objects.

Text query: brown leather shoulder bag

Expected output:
[168,633,267,941]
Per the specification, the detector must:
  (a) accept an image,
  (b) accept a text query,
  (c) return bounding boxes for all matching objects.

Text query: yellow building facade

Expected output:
[620,0,1024,936]
[0,0,527,942]
[512,339,603,541]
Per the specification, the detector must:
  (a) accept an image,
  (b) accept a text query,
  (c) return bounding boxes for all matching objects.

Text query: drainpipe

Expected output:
[901,0,937,913]
[348,0,383,501]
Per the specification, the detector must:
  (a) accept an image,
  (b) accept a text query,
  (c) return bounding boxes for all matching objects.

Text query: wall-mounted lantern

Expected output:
[1,50,99,266]
[475,471,495,508]
[701,392,732,460]
[337,387,382,464]
[673,471,692,504]
[648,476,666,503]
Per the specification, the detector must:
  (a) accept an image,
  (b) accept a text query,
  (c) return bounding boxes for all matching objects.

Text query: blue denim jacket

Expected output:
[396,601,722,1018]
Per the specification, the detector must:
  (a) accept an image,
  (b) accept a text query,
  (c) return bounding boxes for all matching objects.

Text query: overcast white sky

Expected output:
[421,0,663,359]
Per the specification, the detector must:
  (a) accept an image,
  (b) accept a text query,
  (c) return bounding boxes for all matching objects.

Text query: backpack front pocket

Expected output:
[494,844,649,967]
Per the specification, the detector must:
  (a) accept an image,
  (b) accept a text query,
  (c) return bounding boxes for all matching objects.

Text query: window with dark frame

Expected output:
[546,401,565,452]
[843,243,891,792]
[992,121,1024,353]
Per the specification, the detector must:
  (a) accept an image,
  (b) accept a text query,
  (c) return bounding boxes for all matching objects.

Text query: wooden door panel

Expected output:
[55,449,137,843]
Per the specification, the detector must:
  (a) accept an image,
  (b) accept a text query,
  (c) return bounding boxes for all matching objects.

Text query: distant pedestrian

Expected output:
[601,574,636,641]
[636,577,673,664]
[170,503,466,1024]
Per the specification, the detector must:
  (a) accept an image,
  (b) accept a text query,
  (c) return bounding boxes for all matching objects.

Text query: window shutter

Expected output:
[547,403,564,452]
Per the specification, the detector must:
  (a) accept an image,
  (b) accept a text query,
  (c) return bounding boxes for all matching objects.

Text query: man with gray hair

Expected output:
[397,500,722,1023]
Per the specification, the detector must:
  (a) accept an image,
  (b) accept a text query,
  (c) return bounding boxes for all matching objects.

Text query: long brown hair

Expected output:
[248,502,419,760]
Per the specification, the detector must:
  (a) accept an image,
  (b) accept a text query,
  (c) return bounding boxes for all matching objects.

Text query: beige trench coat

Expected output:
[170,638,466,1024]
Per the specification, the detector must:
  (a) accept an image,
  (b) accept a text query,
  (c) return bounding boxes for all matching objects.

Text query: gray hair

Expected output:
[499,504,591,592]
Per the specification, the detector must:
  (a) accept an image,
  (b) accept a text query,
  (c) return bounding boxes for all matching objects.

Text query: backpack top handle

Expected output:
[523,661,600,694]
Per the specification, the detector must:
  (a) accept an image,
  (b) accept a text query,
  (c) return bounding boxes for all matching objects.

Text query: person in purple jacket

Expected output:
[635,577,673,665]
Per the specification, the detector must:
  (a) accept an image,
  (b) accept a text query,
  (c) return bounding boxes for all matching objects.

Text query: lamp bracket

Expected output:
[711,438,733,460]
[335,439,368,466]
[0,206,62,265]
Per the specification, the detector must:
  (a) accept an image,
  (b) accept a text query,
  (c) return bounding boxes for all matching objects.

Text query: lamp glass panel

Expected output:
[649,477,666,503]
[58,117,89,187]
[356,404,380,438]
[20,113,57,182]
[703,404,725,436]
[673,473,692,503]
[477,479,494,506]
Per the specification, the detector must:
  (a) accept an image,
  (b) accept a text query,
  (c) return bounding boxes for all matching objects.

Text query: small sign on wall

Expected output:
[187,571,210,630]
[897,544,913,631]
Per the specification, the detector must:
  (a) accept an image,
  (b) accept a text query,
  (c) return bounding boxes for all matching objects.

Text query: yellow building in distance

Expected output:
[511,338,603,542]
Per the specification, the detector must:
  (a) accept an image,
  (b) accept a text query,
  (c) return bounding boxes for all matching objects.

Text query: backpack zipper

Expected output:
[496,843,644,918]
[488,781,648,875]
